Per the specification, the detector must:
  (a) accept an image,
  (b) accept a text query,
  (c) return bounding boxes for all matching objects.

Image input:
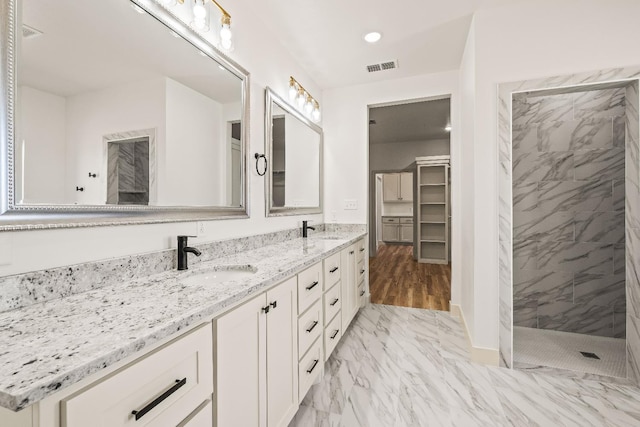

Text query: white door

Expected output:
[266,277,298,427]
[382,174,399,201]
[400,172,413,202]
[216,294,267,427]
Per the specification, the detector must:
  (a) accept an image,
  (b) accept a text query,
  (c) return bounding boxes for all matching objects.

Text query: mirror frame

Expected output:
[264,87,323,217]
[0,0,250,231]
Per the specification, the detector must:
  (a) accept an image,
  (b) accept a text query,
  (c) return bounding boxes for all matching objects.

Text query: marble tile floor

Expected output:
[514,326,626,379]
[289,304,640,426]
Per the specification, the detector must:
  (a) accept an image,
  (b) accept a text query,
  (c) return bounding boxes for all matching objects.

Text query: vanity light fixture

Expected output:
[167,0,234,51]
[288,76,321,123]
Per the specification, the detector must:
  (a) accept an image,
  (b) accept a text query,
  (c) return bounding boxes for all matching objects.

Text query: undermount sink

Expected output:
[180,265,257,286]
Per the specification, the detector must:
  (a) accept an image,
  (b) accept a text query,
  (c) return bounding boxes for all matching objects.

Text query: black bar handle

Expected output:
[305,281,319,291]
[306,320,318,333]
[329,267,339,273]
[262,305,270,314]
[330,329,339,339]
[360,290,365,296]
[270,301,277,309]
[306,359,319,374]
[330,298,339,306]
[131,378,186,421]
[360,248,365,252]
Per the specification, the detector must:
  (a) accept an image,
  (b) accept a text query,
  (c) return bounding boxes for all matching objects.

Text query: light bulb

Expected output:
[193,2,206,18]
[288,83,297,100]
[304,99,313,115]
[221,38,233,50]
[296,92,305,108]
[220,23,232,41]
[312,107,320,122]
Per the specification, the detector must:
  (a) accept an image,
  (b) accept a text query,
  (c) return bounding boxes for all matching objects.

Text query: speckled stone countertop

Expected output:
[0,230,366,412]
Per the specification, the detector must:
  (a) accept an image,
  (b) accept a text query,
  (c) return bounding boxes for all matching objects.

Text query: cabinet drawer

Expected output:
[382,217,398,224]
[358,282,366,308]
[357,259,365,283]
[323,252,341,290]
[323,282,341,325]
[400,217,413,224]
[298,338,323,403]
[178,400,212,427]
[61,324,213,427]
[356,239,366,262]
[298,262,323,314]
[298,300,323,359]
[324,312,342,361]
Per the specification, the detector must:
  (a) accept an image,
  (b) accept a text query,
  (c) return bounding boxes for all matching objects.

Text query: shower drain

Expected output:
[580,351,601,360]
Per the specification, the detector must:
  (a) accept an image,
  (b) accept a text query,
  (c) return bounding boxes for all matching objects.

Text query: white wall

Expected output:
[164,78,224,206]
[323,70,461,305]
[17,87,67,204]
[65,78,166,205]
[370,139,450,172]
[465,0,640,349]
[0,0,323,276]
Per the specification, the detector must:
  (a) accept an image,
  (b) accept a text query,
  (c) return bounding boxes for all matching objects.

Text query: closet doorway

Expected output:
[367,97,452,310]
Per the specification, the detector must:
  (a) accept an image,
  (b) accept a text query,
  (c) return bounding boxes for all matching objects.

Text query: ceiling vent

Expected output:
[366,60,398,73]
[22,24,43,39]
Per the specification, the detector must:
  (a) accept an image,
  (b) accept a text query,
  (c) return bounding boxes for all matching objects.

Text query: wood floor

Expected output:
[368,243,451,311]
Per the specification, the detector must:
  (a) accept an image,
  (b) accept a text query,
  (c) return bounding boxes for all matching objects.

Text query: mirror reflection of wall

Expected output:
[107,137,150,206]
[272,114,286,207]
[15,0,244,208]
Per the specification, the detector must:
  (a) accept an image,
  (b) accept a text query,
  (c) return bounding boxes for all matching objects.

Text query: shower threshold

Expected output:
[513,326,627,382]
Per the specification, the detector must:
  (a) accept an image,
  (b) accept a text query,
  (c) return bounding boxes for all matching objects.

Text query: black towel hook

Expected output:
[254,153,268,176]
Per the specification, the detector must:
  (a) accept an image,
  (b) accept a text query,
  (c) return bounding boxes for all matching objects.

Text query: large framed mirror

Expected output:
[265,88,322,216]
[0,0,250,230]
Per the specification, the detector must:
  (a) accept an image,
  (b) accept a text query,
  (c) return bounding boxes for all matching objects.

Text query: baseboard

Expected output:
[449,303,499,366]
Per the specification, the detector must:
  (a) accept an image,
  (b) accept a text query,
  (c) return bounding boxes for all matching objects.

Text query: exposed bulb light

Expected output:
[296,90,306,108]
[304,96,314,115]
[218,11,233,51]
[191,0,210,32]
[288,79,298,101]
[445,125,452,132]
[312,103,321,122]
[364,31,382,43]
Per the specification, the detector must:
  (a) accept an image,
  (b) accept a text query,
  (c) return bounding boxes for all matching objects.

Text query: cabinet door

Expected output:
[381,224,399,242]
[341,245,358,329]
[266,278,298,427]
[382,174,399,201]
[216,294,267,427]
[400,173,413,202]
[400,224,413,243]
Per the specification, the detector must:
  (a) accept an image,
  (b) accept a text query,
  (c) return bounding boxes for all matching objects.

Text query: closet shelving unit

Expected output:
[416,156,449,264]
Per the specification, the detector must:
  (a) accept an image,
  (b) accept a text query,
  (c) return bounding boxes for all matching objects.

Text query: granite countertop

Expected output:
[0,231,365,412]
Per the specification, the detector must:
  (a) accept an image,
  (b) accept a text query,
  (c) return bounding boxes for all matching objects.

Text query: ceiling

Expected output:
[19,0,241,103]
[369,98,450,144]
[249,0,522,89]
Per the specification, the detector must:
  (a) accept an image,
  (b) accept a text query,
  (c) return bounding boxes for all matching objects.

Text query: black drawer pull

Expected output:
[330,329,339,339]
[305,281,319,291]
[349,251,354,255]
[360,290,365,296]
[329,267,339,273]
[306,320,319,333]
[131,378,186,421]
[360,248,365,252]
[330,298,339,306]
[270,301,277,309]
[262,305,270,314]
[307,359,319,374]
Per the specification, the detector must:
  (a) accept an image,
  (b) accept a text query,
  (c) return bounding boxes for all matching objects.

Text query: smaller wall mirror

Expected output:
[265,88,322,216]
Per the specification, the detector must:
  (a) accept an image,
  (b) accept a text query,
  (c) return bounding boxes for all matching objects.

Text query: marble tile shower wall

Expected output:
[512,87,626,338]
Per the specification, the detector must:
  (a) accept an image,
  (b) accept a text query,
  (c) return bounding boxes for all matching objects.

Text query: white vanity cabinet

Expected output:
[341,243,359,330]
[215,276,298,427]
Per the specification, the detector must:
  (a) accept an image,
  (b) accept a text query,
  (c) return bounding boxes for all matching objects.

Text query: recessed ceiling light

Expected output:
[364,32,382,43]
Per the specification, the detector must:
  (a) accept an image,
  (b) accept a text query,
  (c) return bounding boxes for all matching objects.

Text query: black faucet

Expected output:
[302,220,315,238]
[177,235,202,270]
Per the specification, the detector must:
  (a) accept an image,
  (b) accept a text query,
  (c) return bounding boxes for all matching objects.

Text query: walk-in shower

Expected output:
[498,69,640,385]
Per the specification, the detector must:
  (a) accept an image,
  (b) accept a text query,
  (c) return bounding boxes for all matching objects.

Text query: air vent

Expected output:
[366,60,398,73]
[22,24,43,39]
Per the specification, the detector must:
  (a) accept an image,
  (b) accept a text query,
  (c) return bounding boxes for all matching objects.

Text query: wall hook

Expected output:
[88,172,97,178]
[254,153,268,176]
[76,186,84,192]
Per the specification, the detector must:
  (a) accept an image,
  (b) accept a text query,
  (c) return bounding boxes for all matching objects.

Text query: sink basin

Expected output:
[180,265,257,286]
